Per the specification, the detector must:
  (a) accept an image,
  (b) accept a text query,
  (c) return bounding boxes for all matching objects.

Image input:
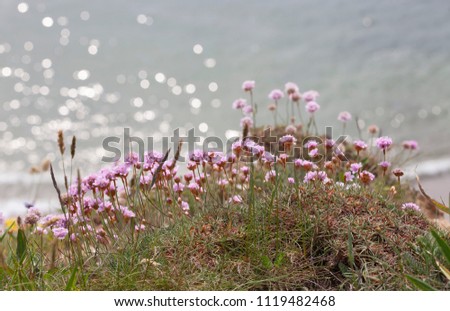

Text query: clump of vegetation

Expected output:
[0,81,448,290]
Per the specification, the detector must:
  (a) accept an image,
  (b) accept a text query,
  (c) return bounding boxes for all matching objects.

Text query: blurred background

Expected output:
[1,0,450,215]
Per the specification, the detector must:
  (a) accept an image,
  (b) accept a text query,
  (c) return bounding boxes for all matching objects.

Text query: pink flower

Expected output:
[173,183,185,194]
[294,159,303,169]
[268,89,284,101]
[135,224,146,232]
[350,163,362,173]
[180,201,190,212]
[376,136,393,150]
[284,82,299,95]
[52,227,68,240]
[290,91,301,102]
[303,90,319,102]
[301,160,314,171]
[401,202,420,211]
[240,116,253,128]
[353,140,368,152]
[188,182,201,196]
[265,170,277,182]
[229,195,243,204]
[121,206,136,220]
[305,101,320,113]
[242,105,253,115]
[402,140,419,150]
[303,171,317,183]
[280,134,297,146]
[337,111,352,122]
[359,170,375,184]
[232,98,247,109]
[325,139,335,149]
[288,177,295,184]
[344,171,354,182]
[285,124,297,134]
[378,161,391,169]
[304,140,319,150]
[308,148,319,158]
[242,80,255,92]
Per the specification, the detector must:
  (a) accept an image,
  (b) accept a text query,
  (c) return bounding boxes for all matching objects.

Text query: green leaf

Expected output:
[16,228,27,263]
[274,252,285,267]
[347,229,355,269]
[430,230,450,265]
[405,275,437,291]
[261,255,273,269]
[436,261,450,281]
[65,265,78,291]
[431,200,450,215]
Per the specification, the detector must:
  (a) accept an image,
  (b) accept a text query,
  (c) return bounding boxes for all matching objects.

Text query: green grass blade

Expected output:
[405,275,437,291]
[430,230,450,264]
[65,265,78,291]
[16,228,27,263]
[0,223,14,242]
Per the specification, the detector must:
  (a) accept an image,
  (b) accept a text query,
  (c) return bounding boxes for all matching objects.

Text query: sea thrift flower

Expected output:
[188,182,201,196]
[402,140,419,150]
[350,163,362,173]
[280,135,297,148]
[242,105,253,115]
[305,101,320,113]
[240,116,253,128]
[232,98,247,109]
[135,224,146,232]
[304,140,319,150]
[52,227,68,240]
[368,125,379,135]
[344,171,354,183]
[173,183,185,194]
[359,170,375,185]
[379,161,391,170]
[376,136,393,150]
[229,195,243,204]
[288,177,295,184]
[285,82,299,95]
[290,91,301,102]
[265,170,277,182]
[285,124,297,134]
[325,139,335,149]
[401,202,420,211]
[304,171,317,183]
[121,207,136,220]
[294,159,303,169]
[303,90,319,102]
[301,160,314,171]
[268,89,284,101]
[353,140,368,152]
[308,148,319,158]
[337,111,352,122]
[268,103,277,111]
[393,168,404,177]
[242,80,255,92]
[180,201,190,214]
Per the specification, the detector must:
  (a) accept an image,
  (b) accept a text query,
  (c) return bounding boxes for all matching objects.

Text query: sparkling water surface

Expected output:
[1,0,450,215]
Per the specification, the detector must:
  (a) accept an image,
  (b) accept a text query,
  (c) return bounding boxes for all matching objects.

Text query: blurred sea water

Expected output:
[1,0,450,216]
